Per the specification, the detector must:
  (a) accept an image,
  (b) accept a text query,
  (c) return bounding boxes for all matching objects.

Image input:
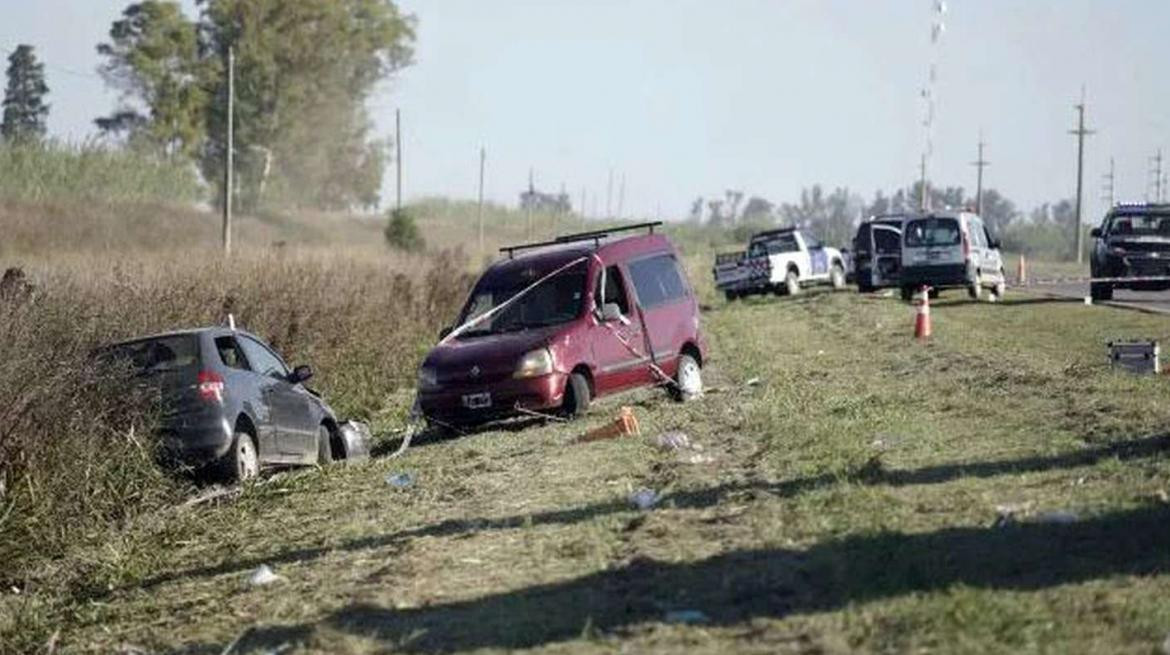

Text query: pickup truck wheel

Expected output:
[830,264,846,290]
[562,372,591,418]
[217,431,259,483]
[724,290,738,302]
[785,270,801,296]
[317,425,334,465]
[672,354,703,402]
[900,286,914,302]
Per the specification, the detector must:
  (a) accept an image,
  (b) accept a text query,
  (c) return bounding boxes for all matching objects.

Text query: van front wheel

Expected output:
[562,372,591,418]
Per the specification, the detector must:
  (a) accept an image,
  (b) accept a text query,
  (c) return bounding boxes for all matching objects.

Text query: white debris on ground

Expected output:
[629,488,660,510]
[649,431,717,465]
[385,472,415,489]
[246,564,285,587]
[664,609,709,624]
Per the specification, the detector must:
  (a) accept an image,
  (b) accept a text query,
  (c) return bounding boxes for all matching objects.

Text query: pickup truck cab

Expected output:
[713,227,847,301]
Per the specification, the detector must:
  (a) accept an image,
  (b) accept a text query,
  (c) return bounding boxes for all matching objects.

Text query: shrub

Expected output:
[385,207,426,252]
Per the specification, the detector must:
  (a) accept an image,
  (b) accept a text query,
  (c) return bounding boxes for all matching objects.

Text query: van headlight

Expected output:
[417,366,439,390]
[514,348,554,379]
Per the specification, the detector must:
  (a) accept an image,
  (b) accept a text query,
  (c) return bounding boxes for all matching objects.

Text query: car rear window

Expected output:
[628,254,688,308]
[904,218,960,247]
[103,335,199,374]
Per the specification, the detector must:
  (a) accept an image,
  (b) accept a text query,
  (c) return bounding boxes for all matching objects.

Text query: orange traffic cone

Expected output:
[914,286,932,340]
[1017,254,1027,285]
[577,406,641,443]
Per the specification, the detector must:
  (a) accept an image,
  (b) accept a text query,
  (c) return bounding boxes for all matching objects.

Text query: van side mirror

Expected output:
[438,326,453,340]
[1090,227,1102,239]
[289,364,313,384]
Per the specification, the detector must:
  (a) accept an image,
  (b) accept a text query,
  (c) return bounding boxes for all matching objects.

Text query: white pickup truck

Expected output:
[713,228,847,301]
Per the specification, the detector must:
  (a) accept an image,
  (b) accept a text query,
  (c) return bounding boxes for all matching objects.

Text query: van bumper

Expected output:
[418,372,568,425]
[900,264,970,289]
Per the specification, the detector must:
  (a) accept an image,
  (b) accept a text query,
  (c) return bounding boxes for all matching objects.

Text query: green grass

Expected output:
[6,283,1170,653]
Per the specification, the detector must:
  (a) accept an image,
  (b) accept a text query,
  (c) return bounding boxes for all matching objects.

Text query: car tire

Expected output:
[317,425,334,465]
[992,268,1007,300]
[672,354,703,402]
[830,263,846,290]
[928,288,940,300]
[968,271,983,301]
[562,372,592,418]
[218,430,259,483]
[724,290,737,302]
[786,270,801,296]
[900,286,914,302]
[1090,282,1113,301]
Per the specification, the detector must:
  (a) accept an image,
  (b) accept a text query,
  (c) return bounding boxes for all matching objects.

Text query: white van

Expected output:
[899,211,1006,301]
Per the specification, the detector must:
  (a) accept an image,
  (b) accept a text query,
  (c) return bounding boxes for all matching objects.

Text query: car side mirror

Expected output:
[288,364,313,384]
[438,326,453,340]
[1090,227,1102,239]
[600,302,626,323]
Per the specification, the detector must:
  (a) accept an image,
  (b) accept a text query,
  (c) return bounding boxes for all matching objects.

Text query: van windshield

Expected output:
[457,261,588,337]
[904,218,960,247]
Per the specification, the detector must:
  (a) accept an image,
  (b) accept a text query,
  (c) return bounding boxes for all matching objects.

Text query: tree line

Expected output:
[689,182,1086,260]
[2,0,415,213]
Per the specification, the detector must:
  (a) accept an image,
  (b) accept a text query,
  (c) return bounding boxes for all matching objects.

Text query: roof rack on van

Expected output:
[499,221,663,259]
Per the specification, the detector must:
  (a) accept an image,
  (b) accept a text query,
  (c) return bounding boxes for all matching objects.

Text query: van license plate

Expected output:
[462,393,491,409]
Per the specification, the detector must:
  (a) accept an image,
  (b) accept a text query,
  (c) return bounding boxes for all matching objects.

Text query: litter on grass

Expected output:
[629,488,660,510]
[246,564,284,587]
[577,406,640,443]
[664,609,709,624]
[385,472,415,489]
[652,431,691,450]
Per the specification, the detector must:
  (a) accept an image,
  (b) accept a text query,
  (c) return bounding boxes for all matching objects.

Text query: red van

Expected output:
[417,223,707,426]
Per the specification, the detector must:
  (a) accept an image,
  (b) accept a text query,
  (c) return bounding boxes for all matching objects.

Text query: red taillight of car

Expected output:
[197,370,225,404]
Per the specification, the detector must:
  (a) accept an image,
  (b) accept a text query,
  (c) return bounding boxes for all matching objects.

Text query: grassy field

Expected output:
[6,272,1170,653]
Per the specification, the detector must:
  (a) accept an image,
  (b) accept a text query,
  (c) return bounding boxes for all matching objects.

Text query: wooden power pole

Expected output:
[222,47,234,256]
[1069,90,1094,264]
[971,136,989,216]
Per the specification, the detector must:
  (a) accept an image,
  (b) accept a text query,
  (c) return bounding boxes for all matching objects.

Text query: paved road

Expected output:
[1027,282,1170,315]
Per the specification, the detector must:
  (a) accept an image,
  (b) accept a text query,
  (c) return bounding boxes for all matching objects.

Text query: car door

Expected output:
[589,262,651,393]
[982,224,1003,279]
[238,336,317,460]
[804,233,829,277]
[871,224,903,286]
[968,216,990,277]
[213,335,281,460]
[626,252,692,380]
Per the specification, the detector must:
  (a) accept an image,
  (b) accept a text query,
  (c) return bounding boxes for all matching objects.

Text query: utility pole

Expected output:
[605,168,614,219]
[477,146,485,255]
[1150,149,1164,203]
[1101,157,1115,209]
[395,109,402,212]
[970,135,989,216]
[918,154,928,212]
[526,167,534,239]
[617,174,626,220]
[221,47,234,256]
[1069,88,1094,264]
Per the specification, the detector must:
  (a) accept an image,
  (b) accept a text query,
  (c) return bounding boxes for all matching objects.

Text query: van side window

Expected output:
[594,265,630,316]
[214,336,249,370]
[628,254,688,309]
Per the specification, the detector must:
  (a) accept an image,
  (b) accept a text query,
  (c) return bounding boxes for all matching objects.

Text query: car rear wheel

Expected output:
[900,286,914,302]
[672,354,703,402]
[968,271,983,301]
[562,372,591,418]
[785,270,801,296]
[992,268,1007,300]
[218,431,259,483]
[1090,282,1113,301]
[830,263,846,290]
[317,425,334,465]
[724,290,738,302]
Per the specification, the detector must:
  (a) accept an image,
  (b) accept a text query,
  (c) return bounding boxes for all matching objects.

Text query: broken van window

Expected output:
[459,261,588,337]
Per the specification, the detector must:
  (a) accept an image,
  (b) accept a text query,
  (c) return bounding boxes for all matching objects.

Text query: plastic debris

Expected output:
[743,377,761,387]
[629,488,660,510]
[385,472,415,489]
[679,453,715,465]
[1031,510,1079,524]
[247,564,284,587]
[577,407,640,443]
[664,609,709,624]
[652,431,691,451]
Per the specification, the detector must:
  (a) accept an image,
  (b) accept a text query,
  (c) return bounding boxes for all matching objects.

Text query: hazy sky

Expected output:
[3,1,1168,220]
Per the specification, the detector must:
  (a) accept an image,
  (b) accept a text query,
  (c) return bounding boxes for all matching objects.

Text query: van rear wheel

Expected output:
[968,271,983,301]
[562,372,591,418]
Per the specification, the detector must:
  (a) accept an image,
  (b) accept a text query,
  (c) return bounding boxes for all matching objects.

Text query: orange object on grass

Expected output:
[577,406,640,443]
